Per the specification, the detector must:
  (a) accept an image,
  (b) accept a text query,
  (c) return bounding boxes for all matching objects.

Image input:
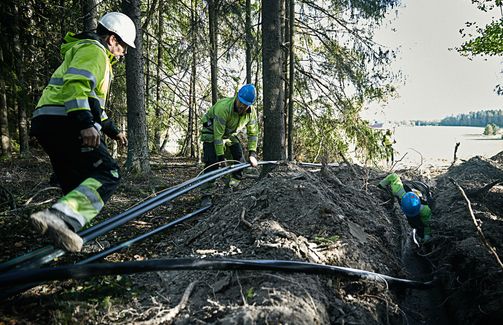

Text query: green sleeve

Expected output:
[379,173,406,199]
[246,109,259,152]
[212,103,228,156]
[420,204,432,236]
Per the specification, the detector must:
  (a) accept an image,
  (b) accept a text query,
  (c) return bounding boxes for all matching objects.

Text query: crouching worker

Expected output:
[200,84,259,206]
[29,12,136,252]
[379,173,433,244]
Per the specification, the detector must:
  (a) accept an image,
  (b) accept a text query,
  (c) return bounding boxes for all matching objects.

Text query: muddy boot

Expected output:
[30,209,83,252]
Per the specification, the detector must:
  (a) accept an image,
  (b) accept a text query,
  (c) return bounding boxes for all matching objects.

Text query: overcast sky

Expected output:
[367,0,502,122]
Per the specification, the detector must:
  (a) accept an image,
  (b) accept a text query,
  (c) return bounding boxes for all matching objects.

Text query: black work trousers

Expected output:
[202,141,244,179]
[35,133,120,202]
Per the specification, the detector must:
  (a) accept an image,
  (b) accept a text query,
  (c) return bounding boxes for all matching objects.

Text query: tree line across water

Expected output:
[413,109,503,129]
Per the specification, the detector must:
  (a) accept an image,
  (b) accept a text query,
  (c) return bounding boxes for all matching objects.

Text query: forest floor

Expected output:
[0,149,502,324]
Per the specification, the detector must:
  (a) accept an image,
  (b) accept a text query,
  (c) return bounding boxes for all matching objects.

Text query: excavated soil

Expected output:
[0,150,502,324]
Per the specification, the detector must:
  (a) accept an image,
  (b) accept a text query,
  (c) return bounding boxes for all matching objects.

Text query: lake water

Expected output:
[390,126,502,168]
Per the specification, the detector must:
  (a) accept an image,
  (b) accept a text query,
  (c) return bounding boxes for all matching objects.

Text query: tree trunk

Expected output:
[208,0,218,104]
[0,48,10,158]
[262,0,285,161]
[245,0,252,84]
[13,3,29,156]
[183,0,198,158]
[287,0,294,161]
[123,0,151,174]
[154,0,164,153]
[82,0,98,31]
[282,0,288,153]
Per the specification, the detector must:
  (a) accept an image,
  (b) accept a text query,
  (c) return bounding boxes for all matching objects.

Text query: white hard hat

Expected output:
[98,12,136,48]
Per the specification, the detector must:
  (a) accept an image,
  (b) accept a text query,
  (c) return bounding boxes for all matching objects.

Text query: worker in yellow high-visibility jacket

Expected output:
[29,12,136,252]
[199,84,259,205]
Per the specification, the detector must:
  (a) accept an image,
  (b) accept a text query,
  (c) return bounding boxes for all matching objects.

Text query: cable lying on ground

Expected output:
[1,162,278,272]
[0,258,438,290]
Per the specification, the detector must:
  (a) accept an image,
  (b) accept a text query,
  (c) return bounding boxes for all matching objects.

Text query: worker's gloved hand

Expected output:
[217,155,226,167]
[249,151,258,168]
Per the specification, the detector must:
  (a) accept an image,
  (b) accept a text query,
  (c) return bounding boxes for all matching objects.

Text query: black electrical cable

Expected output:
[0,166,219,272]
[0,161,279,297]
[1,162,271,272]
[0,258,438,291]
[78,205,211,264]
[0,166,230,272]
[0,205,212,300]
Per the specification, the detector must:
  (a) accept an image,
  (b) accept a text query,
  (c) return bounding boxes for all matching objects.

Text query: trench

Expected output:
[398,218,451,324]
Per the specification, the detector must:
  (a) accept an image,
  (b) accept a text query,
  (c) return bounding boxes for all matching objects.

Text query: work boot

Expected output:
[30,209,83,252]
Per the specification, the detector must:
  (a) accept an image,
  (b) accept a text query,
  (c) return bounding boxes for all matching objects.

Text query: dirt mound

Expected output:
[430,155,503,324]
[3,154,502,324]
[490,150,503,164]
[120,164,423,324]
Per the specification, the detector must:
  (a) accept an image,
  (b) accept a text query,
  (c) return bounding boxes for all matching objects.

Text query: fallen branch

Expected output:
[389,152,408,172]
[453,142,460,164]
[407,148,424,171]
[136,281,198,325]
[449,178,503,270]
[240,208,252,229]
[339,152,357,176]
[24,186,61,206]
[466,179,503,199]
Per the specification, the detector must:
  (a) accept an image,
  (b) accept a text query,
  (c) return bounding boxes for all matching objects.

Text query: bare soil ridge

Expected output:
[0,151,501,324]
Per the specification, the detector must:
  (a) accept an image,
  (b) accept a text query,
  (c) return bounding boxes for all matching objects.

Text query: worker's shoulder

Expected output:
[73,38,108,57]
[213,97,234,113]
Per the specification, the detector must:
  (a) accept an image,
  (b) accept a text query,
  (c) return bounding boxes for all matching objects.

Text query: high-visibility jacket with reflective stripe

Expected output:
[33,32,115,130]
[379,173,432,236]
[200,96,259,156]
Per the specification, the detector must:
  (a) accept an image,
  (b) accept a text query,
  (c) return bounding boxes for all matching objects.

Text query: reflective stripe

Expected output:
[66,67,97,90]
[101,111,109,120]
[32,106,103,133]
[397,188,406,198]
[52,202,87,228]
[214,139,224,145]
[32,106,66,118]
[65,98,91,111]
[49,78,64,86]
[88,93,105,107]
[248,119,257,125]
[75,184,104,212]
[57,177,105,224]
[248,136,258,142]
